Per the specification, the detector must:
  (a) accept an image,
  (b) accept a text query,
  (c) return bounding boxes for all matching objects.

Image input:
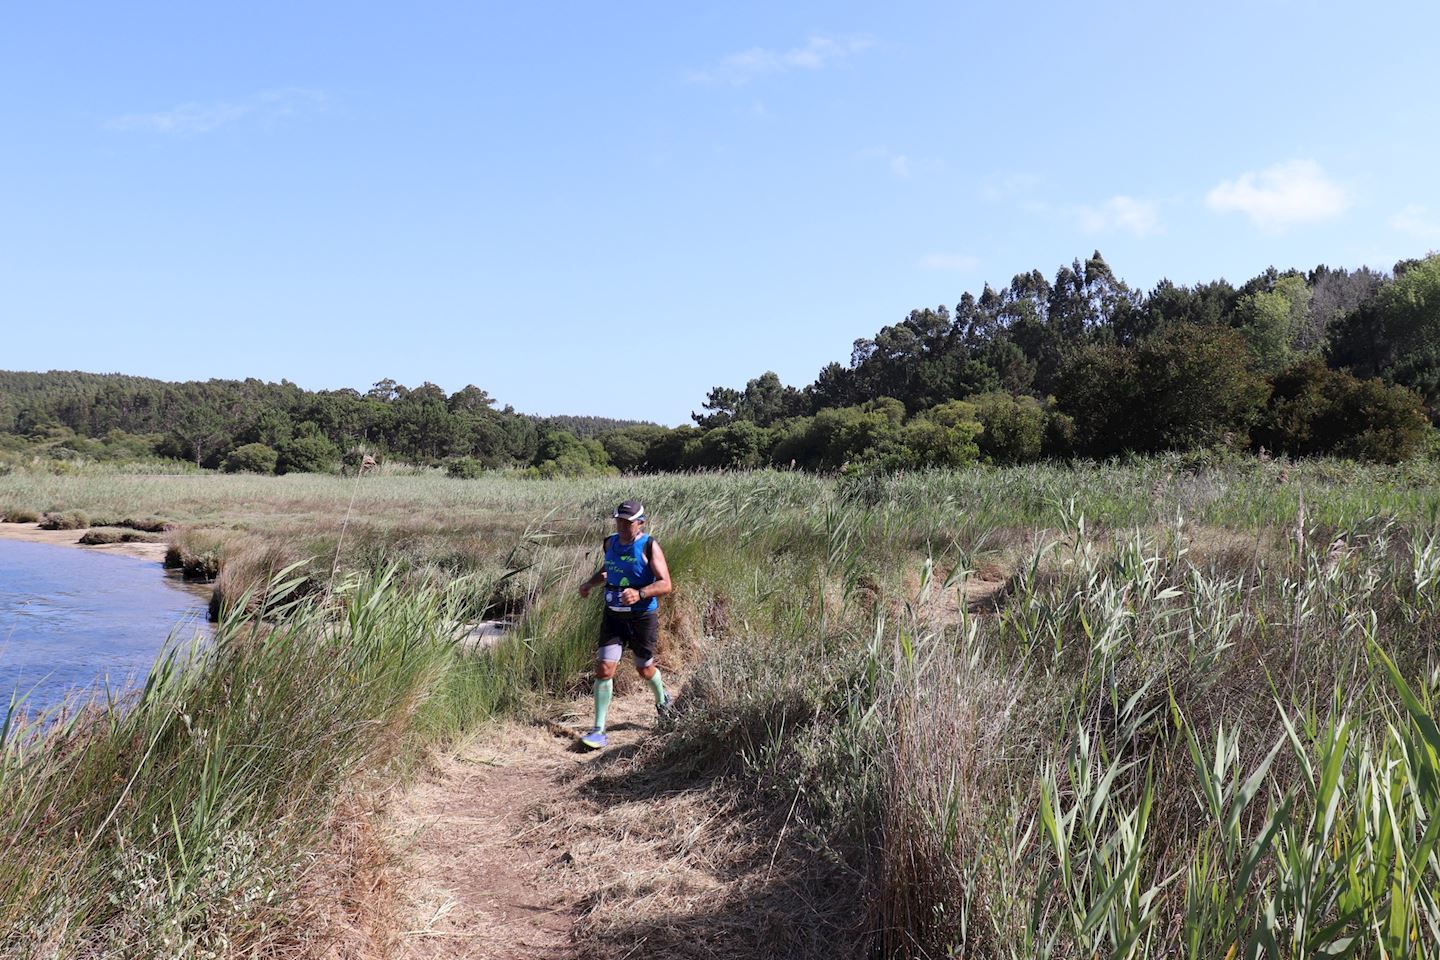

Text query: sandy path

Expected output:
[386,575,1011,960]
[0,521,168,563]
[386,685,854,960]
[390,693,667,960]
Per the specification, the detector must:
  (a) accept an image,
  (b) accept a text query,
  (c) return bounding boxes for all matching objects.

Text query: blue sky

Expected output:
[3,2,1438,425]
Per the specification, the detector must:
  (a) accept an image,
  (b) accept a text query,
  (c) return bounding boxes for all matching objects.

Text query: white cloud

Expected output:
[689,35,874,85]
[919,253,980,272]
[858,146,927,180]
[1074,195,1161,236]
[978,174,1160,235]
[1390,204,1440,241]
[977,173,1044,204]
[107,88,326,135]
[1205,159,1350,231]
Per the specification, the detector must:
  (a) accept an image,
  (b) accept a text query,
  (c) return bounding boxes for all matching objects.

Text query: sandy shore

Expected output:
[0,522,170,563]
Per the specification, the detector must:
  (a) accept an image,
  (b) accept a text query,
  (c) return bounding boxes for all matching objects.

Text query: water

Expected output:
[0,539,209,715]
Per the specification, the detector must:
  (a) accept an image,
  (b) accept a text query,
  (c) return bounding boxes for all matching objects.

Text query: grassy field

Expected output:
[2,459,1439,957]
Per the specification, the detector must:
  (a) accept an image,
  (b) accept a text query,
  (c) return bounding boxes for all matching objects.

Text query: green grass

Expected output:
[4,461,1440,956]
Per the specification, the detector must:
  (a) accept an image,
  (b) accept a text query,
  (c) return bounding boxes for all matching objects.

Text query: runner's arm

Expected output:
[633,540,672,603]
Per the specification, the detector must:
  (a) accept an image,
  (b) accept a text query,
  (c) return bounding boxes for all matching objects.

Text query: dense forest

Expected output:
[654,250,1440,470]
[0,371,644,477]
[4,250,1438,475]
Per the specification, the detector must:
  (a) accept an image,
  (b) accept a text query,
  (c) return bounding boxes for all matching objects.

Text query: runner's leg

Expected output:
[594,649,620,730]
[631,614,668,709]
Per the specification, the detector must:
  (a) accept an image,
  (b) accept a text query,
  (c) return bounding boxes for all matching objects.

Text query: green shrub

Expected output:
[223,443,278,475]
[695,421,769,469]
[2,507,40,523]
[529,430,616,478]
[445,457,487,479]
[1057,325,1269,456]
[1256,358,1432,462]
[970,392,1049,464]
[275,435,339,475]
[600,425,671,472]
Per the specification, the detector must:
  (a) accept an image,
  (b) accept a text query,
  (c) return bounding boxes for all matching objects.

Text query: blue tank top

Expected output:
[603,532,657,614]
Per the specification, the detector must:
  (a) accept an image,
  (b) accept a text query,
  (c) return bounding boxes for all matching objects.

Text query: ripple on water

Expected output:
[0,539,210,715]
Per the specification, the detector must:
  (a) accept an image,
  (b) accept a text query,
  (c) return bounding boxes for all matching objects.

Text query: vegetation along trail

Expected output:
[5,465,1440,957]
[391,564,1010,960]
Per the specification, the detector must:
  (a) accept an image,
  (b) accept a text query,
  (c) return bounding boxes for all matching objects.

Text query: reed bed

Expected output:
[669,493,1440,958]
[0,559,606,958]
[2,461,1438,957]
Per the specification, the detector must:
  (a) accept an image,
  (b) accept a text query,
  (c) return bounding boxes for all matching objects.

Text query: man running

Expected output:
[576,499,673,749]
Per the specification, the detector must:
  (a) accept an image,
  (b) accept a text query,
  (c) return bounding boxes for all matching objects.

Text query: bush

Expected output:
[275,435,339,475]
[445,457,487,480]
[1056,325,1268,457]
[600,425,672,473]
[695,421,769,469]
[970,392,1049,465]
[78,529,123,545]
[772,399,908,470]
[2,507,40,523]
[645,426,703,472]
[223,443,278,475]
[529,431,615,478]
[899,400,982,468]
[1255,358,1433,462]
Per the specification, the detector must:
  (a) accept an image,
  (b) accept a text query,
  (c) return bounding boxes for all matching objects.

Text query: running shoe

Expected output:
[656,693,677,722]
[579,727,608,750]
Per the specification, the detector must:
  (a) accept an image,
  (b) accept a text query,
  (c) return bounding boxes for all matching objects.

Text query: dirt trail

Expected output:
[390,692,681,960]
[393,717,597,958]
[386,685,858,960]
[386,577,1009,960]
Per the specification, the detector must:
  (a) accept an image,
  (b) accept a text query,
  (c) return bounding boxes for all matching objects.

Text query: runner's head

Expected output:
[612,499,645,538]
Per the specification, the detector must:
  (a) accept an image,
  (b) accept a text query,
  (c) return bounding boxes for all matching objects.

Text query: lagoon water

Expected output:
[0,539,209,715]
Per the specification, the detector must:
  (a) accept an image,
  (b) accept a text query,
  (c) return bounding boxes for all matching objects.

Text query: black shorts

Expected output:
[598,610,659,663]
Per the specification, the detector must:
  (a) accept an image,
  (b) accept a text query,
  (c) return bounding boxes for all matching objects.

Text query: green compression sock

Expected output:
[593,678,613,731]
[647,669,667,706]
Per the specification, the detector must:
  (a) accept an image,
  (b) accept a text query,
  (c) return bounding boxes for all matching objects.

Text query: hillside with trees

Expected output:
[627,251,1437,471]
[4,251,1437,475]
[0,371,649,476]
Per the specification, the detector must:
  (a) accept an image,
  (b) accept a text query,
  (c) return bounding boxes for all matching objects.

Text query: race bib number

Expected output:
[605,586,628,610]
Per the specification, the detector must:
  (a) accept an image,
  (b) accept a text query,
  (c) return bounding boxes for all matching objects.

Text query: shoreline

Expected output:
[0,521,170,564]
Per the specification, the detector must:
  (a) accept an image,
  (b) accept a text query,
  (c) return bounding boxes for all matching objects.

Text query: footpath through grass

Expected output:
[1,461,1438,957]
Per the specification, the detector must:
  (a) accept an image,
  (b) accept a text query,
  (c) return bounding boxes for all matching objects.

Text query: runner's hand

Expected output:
[619,588,641,605]
[579,582,592,599]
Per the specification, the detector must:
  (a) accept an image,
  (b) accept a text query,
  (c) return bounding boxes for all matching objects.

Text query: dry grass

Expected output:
[38,509,89,530]
[552,744,863,960]
[271,788,405,960]
[873,643,1030,957]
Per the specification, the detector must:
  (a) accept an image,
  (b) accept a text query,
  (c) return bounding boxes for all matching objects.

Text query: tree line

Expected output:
[0,371,645,476]
[613,251,1437,471]
[4,250,1437,476]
